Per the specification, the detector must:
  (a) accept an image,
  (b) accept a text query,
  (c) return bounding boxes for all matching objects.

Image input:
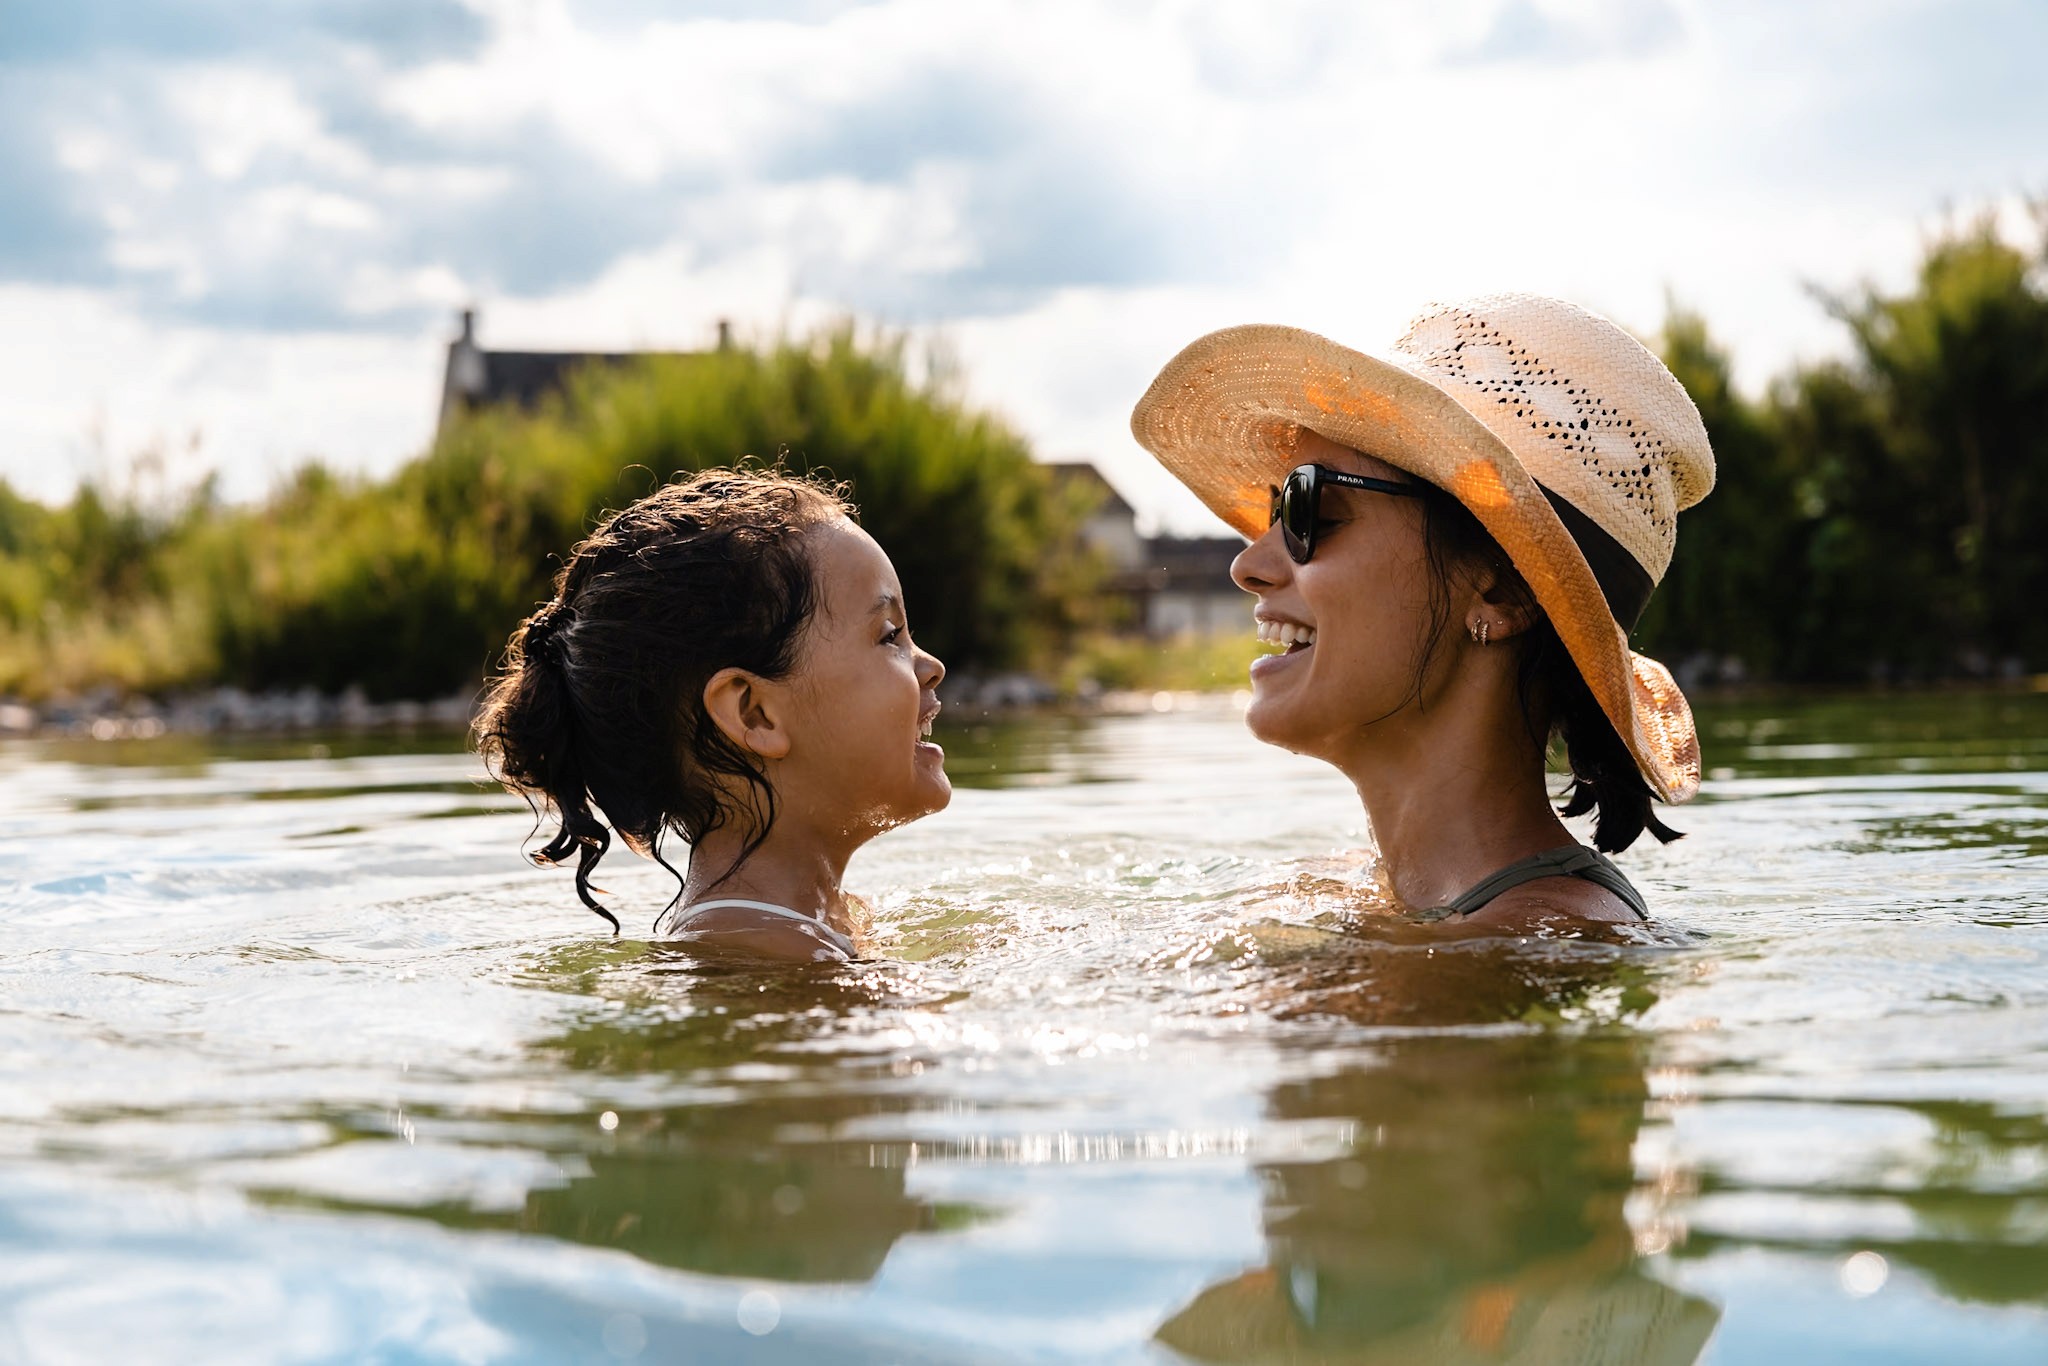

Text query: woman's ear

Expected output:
[1464,561,1542,642]
[702,668,793,760]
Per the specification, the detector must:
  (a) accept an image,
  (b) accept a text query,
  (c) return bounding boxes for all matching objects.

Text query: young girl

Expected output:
[475,469,948,962]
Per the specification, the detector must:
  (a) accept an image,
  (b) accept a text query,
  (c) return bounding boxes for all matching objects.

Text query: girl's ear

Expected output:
[702,668,793,760]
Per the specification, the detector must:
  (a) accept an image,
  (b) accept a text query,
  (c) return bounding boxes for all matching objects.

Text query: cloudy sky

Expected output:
[3,0,2044,529]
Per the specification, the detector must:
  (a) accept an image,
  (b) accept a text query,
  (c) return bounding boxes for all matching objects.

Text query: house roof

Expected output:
[1139,535,1245,590]
[1045,461,1137,518]
[437,308,709,433]
[459,349,669,410]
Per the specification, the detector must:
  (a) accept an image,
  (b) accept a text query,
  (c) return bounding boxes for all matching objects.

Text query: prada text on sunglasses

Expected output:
[1267,463,1427,564]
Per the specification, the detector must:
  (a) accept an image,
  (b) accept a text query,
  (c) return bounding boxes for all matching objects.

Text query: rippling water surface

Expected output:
[3,692,2047,1364]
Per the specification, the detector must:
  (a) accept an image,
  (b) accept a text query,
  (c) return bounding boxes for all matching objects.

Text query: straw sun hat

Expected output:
[1130,293,1715,804]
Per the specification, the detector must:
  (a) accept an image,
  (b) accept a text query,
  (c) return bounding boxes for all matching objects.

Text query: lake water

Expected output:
[3,691,2046,1364]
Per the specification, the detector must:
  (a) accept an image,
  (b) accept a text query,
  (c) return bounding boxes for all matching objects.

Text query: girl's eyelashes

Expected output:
[880,623,905,646]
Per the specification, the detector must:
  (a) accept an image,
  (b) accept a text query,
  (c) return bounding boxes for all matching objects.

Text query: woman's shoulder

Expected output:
[1456,874,1642,927]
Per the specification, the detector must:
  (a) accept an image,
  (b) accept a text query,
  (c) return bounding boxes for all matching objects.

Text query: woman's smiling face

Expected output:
[1231,430,1443,762]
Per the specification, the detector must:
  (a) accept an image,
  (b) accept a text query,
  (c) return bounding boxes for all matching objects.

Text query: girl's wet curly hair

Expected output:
[474,468,852,932]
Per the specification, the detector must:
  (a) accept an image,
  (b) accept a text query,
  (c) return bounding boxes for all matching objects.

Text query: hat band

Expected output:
[1538,487,1654,630]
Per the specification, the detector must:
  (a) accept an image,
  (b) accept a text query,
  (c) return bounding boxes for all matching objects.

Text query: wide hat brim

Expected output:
[1130,324,1701,804]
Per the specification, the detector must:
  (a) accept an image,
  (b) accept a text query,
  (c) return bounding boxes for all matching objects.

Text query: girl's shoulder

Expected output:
[666,901,857,963]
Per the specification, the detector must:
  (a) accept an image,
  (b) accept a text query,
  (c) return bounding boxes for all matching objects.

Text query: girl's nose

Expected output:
[1231,523,1292,594]
[917,646,946,692]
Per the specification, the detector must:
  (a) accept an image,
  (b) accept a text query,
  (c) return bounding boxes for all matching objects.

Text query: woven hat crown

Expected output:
[1387,294,1714,581]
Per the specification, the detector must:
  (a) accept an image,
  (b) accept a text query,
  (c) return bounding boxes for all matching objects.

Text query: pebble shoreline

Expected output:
[0,687,479,740]
[0,673,1135,740]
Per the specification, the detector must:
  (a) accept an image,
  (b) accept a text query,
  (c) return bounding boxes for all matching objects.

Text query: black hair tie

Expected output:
[525,602,575,663]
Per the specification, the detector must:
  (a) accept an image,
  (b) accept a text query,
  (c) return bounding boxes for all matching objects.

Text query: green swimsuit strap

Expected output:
[1439,844,1650,921]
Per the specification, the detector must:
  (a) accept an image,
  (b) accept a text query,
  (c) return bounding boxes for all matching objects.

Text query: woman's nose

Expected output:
[1231,523,1291,594]
[918,646,946,691]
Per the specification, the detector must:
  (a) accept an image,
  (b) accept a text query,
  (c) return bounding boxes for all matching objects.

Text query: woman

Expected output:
[1130,294,1714,924]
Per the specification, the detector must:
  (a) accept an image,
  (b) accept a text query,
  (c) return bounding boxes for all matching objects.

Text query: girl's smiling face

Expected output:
[775,519,950,834]
[1231,431,1444,763]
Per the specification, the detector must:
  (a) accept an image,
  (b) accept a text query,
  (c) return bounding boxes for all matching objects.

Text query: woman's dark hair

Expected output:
[1412,486,1680,854]
[474,468,852,932]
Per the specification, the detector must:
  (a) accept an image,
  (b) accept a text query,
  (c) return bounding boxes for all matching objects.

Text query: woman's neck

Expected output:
[1332,667,1574,911]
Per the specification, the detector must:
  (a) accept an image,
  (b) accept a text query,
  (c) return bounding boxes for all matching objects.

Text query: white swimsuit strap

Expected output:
[681,897,815,921]
[675,898,856,946]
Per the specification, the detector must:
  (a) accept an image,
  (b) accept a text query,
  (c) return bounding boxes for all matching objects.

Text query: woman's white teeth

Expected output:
[1256,620,1316,647]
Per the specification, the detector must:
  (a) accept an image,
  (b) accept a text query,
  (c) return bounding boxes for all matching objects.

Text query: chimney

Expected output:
[442,306,488,432]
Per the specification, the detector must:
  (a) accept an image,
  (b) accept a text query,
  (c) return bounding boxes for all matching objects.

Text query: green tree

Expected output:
[1827,211,2048,672]
[1643,210,2048,683]
[215,325,1102,698]
[1638,305,1802,676]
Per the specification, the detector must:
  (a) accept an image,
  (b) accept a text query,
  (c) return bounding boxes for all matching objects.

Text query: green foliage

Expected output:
[1056,631,1256,696]
[1792,212,2048,677]
[6,209,2048,701]
[0,459,224,697]
[0,326,1102,701]
[1634,303,1803,676]
[1647,207,2048,681]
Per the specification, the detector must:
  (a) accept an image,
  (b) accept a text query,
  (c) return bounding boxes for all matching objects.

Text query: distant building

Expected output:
[1047,462,1147,573]
[1048,461,1244,637]
[1132,535,1248,636]
[436,308,729,437]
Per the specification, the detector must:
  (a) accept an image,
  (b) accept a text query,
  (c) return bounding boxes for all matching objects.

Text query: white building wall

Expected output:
[1146,590,1248,638]
[1082,510,1147,573]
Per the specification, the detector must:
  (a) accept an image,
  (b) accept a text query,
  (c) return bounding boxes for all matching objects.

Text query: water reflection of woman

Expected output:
[1130,295,1717,925]
[1156,1031,1719,1364]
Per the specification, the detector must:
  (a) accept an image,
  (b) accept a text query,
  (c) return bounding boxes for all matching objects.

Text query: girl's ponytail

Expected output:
[477,602,619,932]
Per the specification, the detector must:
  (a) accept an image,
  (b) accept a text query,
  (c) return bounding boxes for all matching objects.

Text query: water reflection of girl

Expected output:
[1131,296,1717,927]
[508,968,956,1283]
[1156,1031,1719,1364]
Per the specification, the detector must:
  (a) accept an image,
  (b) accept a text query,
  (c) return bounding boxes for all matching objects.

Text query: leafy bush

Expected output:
[0,326,1105,701]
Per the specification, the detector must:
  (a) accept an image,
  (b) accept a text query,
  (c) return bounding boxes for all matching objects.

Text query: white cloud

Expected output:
[164,68,354,181]
[0,285,444,502]
[2,0,2046,531]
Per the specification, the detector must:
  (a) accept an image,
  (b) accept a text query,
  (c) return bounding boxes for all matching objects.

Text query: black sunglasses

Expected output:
[1268,463,1427,564]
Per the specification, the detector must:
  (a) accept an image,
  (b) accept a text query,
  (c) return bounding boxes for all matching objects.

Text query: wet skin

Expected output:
[669,518,949,961]
[1231,430,1637,925]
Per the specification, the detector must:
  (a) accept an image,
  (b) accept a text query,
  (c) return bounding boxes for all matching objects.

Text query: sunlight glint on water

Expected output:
[2,693,2046,1364]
